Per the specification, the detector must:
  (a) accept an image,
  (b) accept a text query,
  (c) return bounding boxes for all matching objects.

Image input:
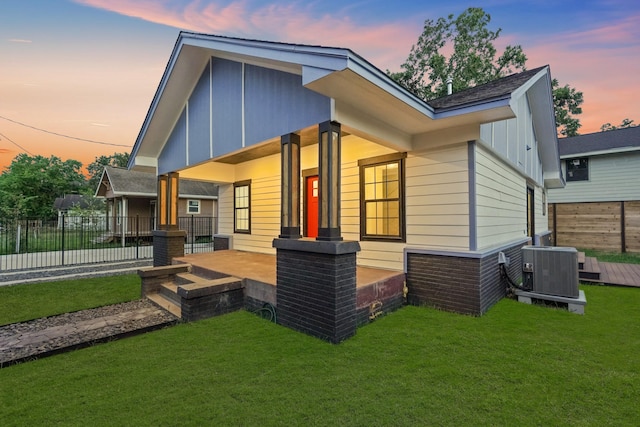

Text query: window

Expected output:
[234,180,251,233]
[566,157,588,181]
[359,153,406,241]
[187,199,200,214]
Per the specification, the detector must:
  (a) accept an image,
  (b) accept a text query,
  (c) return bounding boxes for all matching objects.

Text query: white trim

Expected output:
[185,101,190,165]
[560,146,640,158]
[241,62,246,148]
[209,56,213,158]
[187,199,201,214]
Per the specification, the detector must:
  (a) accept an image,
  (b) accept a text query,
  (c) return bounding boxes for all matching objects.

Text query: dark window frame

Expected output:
[233,180,251,234]
[358,152,407,242]
[566,157,589,182]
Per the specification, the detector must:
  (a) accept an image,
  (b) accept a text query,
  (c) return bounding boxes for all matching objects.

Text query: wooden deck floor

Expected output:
[599,262,640,288]
[174,250,404,288]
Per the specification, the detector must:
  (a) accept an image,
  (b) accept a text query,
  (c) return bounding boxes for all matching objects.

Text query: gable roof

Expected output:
[429,66,547,112]
[559,126,640,158]
[128,32,559,174]
[95,166,218,199]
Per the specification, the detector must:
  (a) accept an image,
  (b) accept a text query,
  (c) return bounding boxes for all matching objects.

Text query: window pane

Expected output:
[364,166,375,184]
[364,183,375,200]
[385,180,399,198]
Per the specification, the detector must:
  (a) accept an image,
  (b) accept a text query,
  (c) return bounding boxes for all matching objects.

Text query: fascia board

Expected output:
[560,146,640,158]
[433,97,512,119]
[128,35,185,170]
[111,191,157,198]
[345,55,435,118]
[93,168,109,198]
[180,195,218,200]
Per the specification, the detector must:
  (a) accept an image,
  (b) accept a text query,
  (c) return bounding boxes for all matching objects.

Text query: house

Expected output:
[54,194,104,228]
[128,32,562,341]
[547,126,640,252]
[94,166,218,241]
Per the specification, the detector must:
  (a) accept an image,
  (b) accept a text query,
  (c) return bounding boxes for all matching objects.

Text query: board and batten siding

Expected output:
[548,151,640,203]
[479,95,544,186]
[158,58,331,175]
[405,143,470,252]
[475,144,528,250]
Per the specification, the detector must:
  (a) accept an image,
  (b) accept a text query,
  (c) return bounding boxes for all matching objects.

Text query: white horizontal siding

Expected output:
[476,144,528,249]
[548,152,640,203]
[405,143,469,251]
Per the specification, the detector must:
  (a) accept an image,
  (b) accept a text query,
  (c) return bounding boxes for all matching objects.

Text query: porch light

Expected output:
[168,172,179,228]
[156,172,179,230]
[280,132,301,239]
[157,175,168,229]
[317,120,342,241]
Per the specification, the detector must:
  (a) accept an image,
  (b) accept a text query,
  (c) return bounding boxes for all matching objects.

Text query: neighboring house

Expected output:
[94,166,218,240]
[54,194,104,228]
[127,32,563,316]
[547,126,640,252]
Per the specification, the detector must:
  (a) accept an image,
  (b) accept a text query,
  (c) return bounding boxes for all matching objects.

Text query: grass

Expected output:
[581,249,640,265]
[1,282,639,425]
[0,275,140,325]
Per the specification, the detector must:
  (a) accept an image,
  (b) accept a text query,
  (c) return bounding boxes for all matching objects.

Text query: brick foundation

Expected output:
[406,240,526,315]
[355,273,406,326]
[273,238,360,344]
[153,229,187,266]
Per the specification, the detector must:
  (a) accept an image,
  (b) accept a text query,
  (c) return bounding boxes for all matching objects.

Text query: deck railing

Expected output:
[0,215,218,271]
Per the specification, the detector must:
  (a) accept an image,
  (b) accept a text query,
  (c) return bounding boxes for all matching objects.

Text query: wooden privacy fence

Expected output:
[549,201,640,253]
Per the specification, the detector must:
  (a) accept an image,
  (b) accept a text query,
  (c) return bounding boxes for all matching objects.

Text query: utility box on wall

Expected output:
[522,246,579,298]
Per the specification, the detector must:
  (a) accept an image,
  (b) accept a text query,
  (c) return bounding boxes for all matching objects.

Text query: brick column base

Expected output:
[153,229,187,266]
[273,238,360,344]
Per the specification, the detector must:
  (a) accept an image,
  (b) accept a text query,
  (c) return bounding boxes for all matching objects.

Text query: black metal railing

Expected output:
[0,215,218,271]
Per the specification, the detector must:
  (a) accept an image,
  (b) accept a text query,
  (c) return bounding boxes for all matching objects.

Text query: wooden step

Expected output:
[175,272,207,285]
[147,292,181,318]
[578,252,586,270]
[579,256,602,282]
[177,276,243,299]
[159,283,181,306]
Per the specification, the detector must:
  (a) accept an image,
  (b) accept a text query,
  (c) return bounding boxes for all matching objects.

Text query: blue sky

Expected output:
[1,0,639,171]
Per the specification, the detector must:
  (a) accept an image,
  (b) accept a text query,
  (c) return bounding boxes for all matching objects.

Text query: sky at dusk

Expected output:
[1,0,639,174]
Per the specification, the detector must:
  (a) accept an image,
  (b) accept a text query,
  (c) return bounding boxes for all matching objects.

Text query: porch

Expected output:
[170,249,407,326]
[173,249,403,289]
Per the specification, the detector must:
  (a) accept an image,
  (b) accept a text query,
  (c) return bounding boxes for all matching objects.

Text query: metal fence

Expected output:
[0,215,218,271]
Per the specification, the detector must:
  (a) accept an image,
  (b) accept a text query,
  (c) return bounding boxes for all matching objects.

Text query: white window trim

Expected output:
[187,199,201,214]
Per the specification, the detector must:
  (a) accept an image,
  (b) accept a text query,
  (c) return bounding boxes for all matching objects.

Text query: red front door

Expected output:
[306,175,319,238]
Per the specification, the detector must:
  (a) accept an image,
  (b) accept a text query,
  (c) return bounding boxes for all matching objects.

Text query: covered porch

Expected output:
[174,249,403,288]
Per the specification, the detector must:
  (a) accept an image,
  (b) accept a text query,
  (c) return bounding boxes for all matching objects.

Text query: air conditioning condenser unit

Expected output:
[521,246,579,298]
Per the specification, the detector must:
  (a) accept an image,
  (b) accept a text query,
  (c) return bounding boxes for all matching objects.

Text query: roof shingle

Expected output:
[559,126,640,157]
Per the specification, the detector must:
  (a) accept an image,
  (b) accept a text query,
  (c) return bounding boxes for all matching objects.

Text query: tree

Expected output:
[0,154,86,219]
[600,118,636,132]
[553,79,584,137]
[389,7,584,137]
[388,8,527,100]
[86,152,130,192]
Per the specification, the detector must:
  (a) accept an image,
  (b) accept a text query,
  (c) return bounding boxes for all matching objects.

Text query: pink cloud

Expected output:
[72,0,419,71]
[523,14,640,133]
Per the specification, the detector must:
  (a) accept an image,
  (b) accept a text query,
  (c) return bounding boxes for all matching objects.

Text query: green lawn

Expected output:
[581,249,640,265]
[0,275,140,325]
[1,280,638,426]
